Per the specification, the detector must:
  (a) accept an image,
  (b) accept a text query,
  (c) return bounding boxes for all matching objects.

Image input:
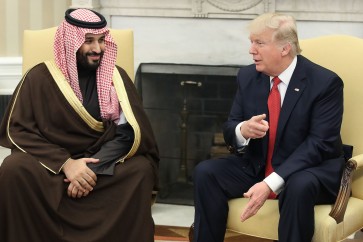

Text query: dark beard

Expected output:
[76,51,104,71]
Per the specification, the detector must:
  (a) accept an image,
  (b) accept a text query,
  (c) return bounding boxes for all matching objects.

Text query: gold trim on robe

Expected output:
[112,67,141,161]
[45,60,141,163]
[45,60,104,132]
[5,61,142,174]
[6,71,29,154]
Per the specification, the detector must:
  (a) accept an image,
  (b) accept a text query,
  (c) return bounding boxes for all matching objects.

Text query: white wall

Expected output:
[111,16,363,71]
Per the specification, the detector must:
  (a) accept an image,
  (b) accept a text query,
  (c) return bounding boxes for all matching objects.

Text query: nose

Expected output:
[91,42,101,53]
[249,43,257,55]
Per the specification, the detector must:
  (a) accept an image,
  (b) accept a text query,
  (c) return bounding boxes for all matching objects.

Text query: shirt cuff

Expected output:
[235,122,250,147]
[263,172,285,194]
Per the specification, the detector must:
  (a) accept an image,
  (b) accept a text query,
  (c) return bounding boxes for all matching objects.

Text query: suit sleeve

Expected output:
[223,69,247,151]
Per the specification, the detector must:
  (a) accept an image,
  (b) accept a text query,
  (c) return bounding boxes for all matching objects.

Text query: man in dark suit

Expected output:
[192,12,345,242]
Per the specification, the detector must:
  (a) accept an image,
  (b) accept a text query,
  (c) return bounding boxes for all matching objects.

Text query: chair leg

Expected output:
[188,223,194,242]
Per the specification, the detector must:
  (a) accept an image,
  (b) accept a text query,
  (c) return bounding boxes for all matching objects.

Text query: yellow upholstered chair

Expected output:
[189,35,363,242]
[22,27,134,80]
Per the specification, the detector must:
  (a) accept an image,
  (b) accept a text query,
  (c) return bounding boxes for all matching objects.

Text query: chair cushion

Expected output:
[227,198,279,240]
[227,197,363,242]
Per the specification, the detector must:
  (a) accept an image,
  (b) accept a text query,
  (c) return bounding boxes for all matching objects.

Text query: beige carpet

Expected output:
[154,225,272,242]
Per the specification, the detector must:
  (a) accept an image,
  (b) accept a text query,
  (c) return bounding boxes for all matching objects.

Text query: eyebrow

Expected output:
[85,35,105,40]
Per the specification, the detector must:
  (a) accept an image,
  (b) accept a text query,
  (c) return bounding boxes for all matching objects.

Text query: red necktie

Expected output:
[265,77,281,199]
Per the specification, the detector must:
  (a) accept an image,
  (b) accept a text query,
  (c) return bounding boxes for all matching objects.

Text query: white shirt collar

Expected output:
[270,56,297,86]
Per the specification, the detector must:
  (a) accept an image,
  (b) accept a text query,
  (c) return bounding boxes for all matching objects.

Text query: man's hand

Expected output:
[66,182,91,198]
[240,181,271,222]
[240,114,269,139]
[62,158,99,198]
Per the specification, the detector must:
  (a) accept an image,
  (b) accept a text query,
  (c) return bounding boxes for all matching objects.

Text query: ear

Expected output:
[281,42,292,57]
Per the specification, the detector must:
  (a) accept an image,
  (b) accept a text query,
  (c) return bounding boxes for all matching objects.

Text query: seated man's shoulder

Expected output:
[24,62,52,83]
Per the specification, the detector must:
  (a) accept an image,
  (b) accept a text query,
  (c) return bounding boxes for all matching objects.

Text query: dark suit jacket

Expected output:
[223,55,345,194]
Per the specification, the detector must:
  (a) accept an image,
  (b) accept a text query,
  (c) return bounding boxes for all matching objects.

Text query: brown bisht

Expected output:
[0,61,159,242]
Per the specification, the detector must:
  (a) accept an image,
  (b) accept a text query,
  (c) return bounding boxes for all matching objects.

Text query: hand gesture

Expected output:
[62,158,99,198]
[240,181,271,222]
[240,114,269,139]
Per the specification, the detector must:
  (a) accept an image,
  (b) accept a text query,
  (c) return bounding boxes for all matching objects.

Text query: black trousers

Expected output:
[192,156,337,242]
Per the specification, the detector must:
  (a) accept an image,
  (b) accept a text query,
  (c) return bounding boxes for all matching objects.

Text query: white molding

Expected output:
[0,57,22,95]
[277,0,363,22]
[0,57,22,75]
[100,0,273,19]
[99,0,363,22]
[71,0,101,9]
[192,0,273,18]
[100,0,195,18]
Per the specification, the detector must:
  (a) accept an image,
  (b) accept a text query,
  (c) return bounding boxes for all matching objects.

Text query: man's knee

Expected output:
[129,156,155,184]
[1,153,31,174]
[193,160,216,184]
[282,171,320,199]
[0,153,39,188]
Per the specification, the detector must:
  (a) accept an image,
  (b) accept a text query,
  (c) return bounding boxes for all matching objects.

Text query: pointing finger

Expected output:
[253,114,266,122]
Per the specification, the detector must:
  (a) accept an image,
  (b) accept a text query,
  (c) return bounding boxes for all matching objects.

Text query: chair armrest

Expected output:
[329,154,363,223]
[353,154,363,169]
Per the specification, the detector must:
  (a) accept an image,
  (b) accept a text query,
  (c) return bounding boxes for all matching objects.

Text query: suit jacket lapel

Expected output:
[256,74,270,160]
[276,56,306,143]
[256,74,270,115]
